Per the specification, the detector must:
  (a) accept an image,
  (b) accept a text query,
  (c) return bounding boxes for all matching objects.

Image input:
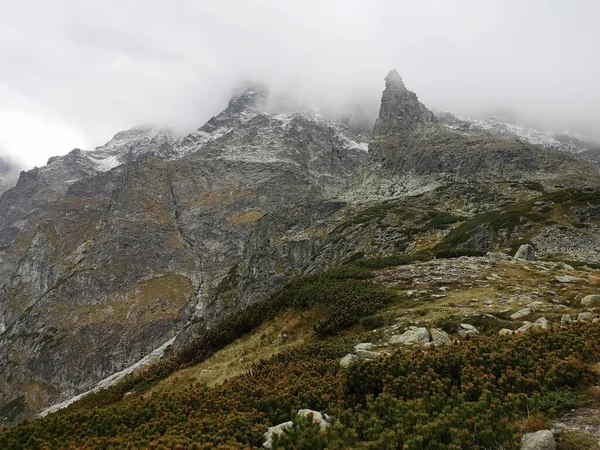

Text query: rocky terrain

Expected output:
[1,69,599,428]
[436,110,600,159]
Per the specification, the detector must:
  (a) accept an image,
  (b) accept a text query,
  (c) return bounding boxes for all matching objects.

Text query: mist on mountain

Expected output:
[1,0,600,168]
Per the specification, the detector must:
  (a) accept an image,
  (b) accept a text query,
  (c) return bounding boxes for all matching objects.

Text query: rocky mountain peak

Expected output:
[373,70,437,137]
[384,69,406,90]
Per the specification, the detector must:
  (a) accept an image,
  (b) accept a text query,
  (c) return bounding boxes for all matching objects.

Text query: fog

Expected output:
[1,0,599,168]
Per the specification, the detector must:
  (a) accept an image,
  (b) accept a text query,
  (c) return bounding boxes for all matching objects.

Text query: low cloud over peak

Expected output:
[2,0,599,168]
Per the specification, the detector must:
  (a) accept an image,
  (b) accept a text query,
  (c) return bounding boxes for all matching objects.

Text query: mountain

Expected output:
[436,110,600,157]
[0,70,599,425]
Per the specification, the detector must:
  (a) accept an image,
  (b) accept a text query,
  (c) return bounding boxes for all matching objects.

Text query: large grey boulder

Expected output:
[430,328,451,346]
[514,244,536,261]
[390,326,430,345]
[458,323,480,339]
[581,294,600,307]
[511,308,532,320]
[520,430,556,450]
[339,354,359,368]
[297,409,331,431]
[263,421,294,449]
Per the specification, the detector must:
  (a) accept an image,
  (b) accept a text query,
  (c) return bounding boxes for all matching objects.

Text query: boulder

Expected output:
[534,317,549,329]
[517,322,534,333]
[390,326,429,345]
[297,409,330,431]
[578,312,594,322]
[514,244,536,261]
[354,343,376,352]
[430,328,451,346]
[555,276,586,283]
[339,353,359,368]
[356,349,383,360]
[458,323,480,339]
[560,314,572,326]
[520,430,556,450]
[499,328,514,336]
[510,308,532,320]
[581,294,600,307]
[263,421,294,449]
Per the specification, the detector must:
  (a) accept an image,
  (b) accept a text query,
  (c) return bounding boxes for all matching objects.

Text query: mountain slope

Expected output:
[0,70,599,425]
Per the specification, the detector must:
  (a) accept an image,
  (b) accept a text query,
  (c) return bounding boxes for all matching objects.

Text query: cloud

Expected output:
[1,0,599,168]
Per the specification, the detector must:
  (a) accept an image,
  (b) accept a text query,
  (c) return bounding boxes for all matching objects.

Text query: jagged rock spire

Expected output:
[373,70,437,137]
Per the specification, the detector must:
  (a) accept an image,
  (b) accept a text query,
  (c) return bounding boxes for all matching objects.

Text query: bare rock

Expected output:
[339,354,359,368]
[514,244,536,261]
[582,294,600,307]
[297,409,331,431]
[511,308,533,320]
[430,328,451,346]
[561,314,573,326]
[520,430,556,450]
[458,323,480,339]
[390,326,430,345]
[263,421,294,449]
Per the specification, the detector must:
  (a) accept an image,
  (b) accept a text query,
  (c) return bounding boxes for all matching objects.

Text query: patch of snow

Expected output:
[39,336,176,417]
[89,155,121,172]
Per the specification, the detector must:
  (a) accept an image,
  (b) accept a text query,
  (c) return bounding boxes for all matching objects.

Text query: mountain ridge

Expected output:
[1,70,599,424]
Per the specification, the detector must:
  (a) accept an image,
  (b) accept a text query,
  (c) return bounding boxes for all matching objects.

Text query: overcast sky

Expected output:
[1,0,599,168]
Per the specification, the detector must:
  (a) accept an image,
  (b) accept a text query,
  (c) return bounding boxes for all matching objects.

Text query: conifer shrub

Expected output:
[1,325,599,449]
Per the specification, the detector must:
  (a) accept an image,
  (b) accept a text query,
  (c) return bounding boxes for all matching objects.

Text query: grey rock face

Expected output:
[373,69,437,137]
[521,430,556,450]
[514,244,536,261]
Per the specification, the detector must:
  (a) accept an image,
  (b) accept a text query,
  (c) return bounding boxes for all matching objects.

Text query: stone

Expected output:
[520,430,556,450]
[297,409,331,431]
[561,314,573,326]
[581,294,600,307]
[356,350,383,360]
[511,308,532,320]
[517,322,535,333]
[339,354,359,368]
[514,244,536,261]
[389,326,430,345]
[593,318,600,324]
[458,323,480,339]
[555,275,586,283]
[499,328,514,336]
[578,312,594,322]
[354,343,376,352]
[263,421,294,449]
[528,301,545,310]
[430,328,451,346]
[534,317,549,329]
